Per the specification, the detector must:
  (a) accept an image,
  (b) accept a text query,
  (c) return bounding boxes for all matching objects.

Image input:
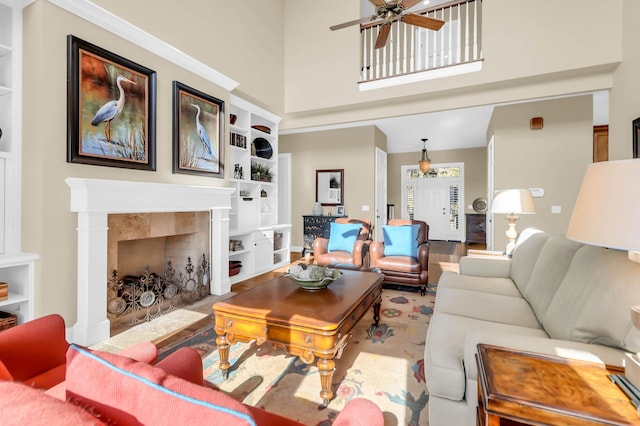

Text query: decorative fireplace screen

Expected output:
[107,254,209,326]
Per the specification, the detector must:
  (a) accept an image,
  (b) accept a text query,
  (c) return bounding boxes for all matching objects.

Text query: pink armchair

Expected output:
[0,343,385,425]
[0,314,70,389]
[370,219,430,295]
[313,218,372,267]
[0,313,158,391]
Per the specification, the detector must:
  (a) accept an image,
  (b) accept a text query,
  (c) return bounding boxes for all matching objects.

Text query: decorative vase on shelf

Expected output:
[313,202,322,216]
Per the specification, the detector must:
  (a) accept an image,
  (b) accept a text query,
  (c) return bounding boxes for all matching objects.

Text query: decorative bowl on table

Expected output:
[283,264,342,291]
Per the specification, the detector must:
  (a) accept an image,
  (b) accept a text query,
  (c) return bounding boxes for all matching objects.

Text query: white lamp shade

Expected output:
[567,159,640,251]
[491,189,536,215]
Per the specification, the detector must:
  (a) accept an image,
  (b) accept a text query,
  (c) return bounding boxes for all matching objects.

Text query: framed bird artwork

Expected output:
[66,35,157,170]
[172,81,224,178]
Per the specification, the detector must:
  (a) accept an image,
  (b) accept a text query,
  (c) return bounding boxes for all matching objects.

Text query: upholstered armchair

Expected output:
[370,219,430,295]
[313,218,372,267]
[0,314,158,391]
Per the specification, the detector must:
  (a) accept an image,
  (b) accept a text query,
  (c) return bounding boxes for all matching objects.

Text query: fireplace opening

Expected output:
[107,212,211,332]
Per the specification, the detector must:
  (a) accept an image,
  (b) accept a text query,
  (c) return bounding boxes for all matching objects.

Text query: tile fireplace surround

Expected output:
[66,177,234,346]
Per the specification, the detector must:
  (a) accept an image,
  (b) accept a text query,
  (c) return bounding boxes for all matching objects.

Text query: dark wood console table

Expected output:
[476,344,640,425]
[302,215,342,256]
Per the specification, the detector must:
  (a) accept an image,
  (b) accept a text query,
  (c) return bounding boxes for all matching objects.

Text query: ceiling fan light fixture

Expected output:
[419,138,431,173]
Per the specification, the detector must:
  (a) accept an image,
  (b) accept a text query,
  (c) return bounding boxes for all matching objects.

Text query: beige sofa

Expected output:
[425,228,640,426]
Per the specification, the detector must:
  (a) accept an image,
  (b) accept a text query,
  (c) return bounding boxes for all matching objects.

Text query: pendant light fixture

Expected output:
[419,138,431,173]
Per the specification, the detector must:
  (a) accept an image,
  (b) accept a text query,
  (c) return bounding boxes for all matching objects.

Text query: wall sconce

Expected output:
[419,138,431,173]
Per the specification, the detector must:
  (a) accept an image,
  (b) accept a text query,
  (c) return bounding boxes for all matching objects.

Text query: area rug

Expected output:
[158,285,437,425]
[428,240,457,255]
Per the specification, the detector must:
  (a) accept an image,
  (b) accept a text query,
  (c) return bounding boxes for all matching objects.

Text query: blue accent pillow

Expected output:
[327,222,362,253]
[383,224,421,258]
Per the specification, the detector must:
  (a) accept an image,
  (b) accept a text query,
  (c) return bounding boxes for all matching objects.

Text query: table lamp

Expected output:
[491,189,536,255]
[566,159,640,390]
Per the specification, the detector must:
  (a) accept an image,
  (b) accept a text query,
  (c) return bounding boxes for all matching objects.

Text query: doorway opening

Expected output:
[400,162,465,241]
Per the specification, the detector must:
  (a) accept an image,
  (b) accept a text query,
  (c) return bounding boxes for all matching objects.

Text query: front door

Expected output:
[401,163,465,241]
[415,179,450,240]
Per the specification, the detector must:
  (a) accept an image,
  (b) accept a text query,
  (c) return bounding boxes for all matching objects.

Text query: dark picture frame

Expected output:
[172,81,224,178]
[316,169,344,206]
[67,35,156,170]
[633,117,640,158]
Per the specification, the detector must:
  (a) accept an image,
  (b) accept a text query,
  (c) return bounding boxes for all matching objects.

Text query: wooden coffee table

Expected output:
[212,269,383,405]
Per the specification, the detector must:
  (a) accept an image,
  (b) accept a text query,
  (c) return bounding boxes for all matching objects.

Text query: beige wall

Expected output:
[20,0,285,322]
[280,126,381,248]
[387,148,487,220]
[91,0,286,115]
[489,96,592,250]
[282,0,621,132]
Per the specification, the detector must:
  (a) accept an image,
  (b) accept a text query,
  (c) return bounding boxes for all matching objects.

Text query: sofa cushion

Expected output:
[65,344,256,425]
[438,271,521,297]
[328,222,361,253]
[424,312,548,401]
[523,235,583,319]
[509,228,551,293]
[434,288,542,329]
[542,245,640,353]
[0,381,103,425]
[382,224,420,257]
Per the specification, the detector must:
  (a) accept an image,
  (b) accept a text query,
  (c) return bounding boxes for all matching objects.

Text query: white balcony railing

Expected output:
[360,0,483,85]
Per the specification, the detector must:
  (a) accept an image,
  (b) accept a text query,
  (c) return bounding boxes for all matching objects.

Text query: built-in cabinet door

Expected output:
[253,230,274,273]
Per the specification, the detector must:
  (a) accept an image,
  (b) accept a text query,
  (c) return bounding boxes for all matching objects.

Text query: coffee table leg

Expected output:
[373,299,381,326]
[317,358,335,406]
[216,334,231,379]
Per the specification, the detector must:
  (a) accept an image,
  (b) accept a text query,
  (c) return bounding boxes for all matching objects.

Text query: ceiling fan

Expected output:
[330,0,445,49]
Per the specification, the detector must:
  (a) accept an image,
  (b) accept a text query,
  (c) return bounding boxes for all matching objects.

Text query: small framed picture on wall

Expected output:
[336,205,345,216]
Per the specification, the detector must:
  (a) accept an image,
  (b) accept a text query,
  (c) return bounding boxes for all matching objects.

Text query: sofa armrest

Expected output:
[417,242,430,270]
[118,341,158,364]
[312,237,329,256]
[458,256,512,278]
[155,347,204,386]
[369,241,384,267]
[462,331,630,384]
[332,397,384,426]
[352,240,370,266]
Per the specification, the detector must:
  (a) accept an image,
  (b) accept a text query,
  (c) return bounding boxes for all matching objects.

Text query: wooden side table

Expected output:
[476,344,640,425]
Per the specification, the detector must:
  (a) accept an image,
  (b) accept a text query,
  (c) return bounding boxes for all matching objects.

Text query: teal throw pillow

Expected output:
[383,224,421,258]
[327,222,362,253]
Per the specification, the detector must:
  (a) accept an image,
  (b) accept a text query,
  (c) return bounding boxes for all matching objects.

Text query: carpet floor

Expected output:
[157,285,436,425]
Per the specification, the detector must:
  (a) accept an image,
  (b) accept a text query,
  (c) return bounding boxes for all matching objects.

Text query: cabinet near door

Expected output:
[302,215,342,256]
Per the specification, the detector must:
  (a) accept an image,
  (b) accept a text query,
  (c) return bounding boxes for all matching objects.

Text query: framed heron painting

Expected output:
[67,35,157,170]
[172,81,224,178]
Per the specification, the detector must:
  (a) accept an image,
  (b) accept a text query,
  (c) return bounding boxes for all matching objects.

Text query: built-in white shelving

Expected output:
[0,0,39,324]
[228,96,291,284]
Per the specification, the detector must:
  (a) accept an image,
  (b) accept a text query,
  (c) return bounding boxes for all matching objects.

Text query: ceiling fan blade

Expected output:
[375,24,391,49]
[403,13,445,31]
[330,16,376,31]
[399,0,422,10]
[369,0,387,6]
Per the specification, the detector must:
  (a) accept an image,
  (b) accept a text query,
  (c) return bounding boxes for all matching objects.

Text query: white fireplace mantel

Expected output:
[66,177,234,346]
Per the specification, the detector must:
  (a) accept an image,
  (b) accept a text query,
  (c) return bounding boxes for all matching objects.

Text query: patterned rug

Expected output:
[158,285,436,425]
